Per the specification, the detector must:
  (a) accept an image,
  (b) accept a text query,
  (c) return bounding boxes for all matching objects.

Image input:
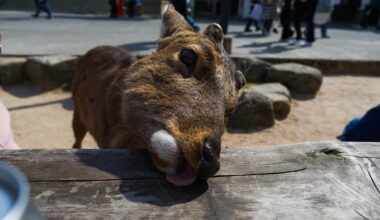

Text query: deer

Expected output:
[71,5,245,187]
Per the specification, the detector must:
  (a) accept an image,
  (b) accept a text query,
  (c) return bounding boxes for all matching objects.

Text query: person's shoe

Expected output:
[299,40,313,47]
[46,15,52,19]
[321,35,330,38]
[244,28,253,32]
[288,39,298,45]
[31,14,39,18]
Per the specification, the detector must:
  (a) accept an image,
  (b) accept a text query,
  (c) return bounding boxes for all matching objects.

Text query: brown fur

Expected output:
[72,6,245,174]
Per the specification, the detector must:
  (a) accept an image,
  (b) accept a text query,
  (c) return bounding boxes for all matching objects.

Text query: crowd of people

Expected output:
[244,0,380,46]
[30,0,201,31]
[30,0,143,19]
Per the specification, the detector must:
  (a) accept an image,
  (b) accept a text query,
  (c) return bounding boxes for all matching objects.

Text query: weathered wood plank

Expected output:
[2,141,379,181]
[29,168,380,219]
[0,147,308,181]
[1,141,380,219]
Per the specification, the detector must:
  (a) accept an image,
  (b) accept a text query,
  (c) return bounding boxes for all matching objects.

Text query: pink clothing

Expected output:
[0,100,19,149]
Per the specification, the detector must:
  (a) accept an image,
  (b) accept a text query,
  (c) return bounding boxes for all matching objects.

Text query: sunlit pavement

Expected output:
[1,10,380,60]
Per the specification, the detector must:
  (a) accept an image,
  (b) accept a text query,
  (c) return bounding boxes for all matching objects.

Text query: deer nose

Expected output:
[197,141,220,178]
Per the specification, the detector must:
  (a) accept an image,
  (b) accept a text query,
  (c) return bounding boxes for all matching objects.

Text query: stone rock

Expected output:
[267,63,323,93]
[0,57,26,85]
[250,82,291,99]
[228,90,275,130]
[24,55,78,89]
[231,56,271,83]
[250,83,291,119]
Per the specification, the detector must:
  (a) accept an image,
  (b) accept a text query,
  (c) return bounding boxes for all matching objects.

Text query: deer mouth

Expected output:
[165,154,197,187]
[150,129,197,186]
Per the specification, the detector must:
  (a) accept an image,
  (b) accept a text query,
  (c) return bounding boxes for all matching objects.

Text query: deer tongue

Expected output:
[166,162,197,187]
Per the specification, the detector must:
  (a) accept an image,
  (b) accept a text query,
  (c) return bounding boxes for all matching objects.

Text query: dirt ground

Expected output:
[1,75,380,149]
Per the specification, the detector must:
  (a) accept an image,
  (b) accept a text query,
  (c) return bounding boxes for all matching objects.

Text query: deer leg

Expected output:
[72,110,87,149]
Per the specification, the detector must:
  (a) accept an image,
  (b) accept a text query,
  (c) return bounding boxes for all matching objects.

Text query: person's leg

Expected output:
[321,22,329,37]
[265,19,273,33]
[257,20,266,34]
[127,0,136,17]
[306,0,318,42]
[361,6,370,28]
[253,19,260,31]
[32,0,41,17]
[369,8,379,27]
[110,0,117,18]
[293,2,304,40]
[245,18,253,31]
[280,0,293,40]
[40,1,52,18]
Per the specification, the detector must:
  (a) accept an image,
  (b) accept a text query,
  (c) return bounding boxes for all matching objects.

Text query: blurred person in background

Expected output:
[170,0,200,31]
[361,0,380,29]
[109,0,118,18]
[280,0,294,41]
[135,0,143,16]
[32,0,52,19]
[290,0,319,46]
[260,0,281,36]
[353,0,370,28]
[314,0,337,38]
[244,0,261,32]
[126,0,136,18]
[0,99,19,150]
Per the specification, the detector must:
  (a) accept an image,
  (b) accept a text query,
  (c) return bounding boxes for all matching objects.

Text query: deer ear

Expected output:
[203,23,224,44]
[160,4,193,38]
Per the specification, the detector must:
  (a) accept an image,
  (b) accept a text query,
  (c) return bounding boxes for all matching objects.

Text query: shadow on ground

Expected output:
[291,92,317,101]
[229,31,267,39]
[119,41,157,53]
[75,150,209,206]
[227,125,272,134]
[1,83,73,111]
[7,97,72,111]
[52,14,160,22]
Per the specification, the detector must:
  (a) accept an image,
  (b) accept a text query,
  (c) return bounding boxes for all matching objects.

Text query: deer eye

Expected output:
[179,48,197,66]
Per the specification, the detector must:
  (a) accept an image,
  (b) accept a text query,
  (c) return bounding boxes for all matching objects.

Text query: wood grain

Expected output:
[0,141,379,219]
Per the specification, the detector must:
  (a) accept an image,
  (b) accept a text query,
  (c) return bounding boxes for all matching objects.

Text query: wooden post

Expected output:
[219,0,231,34]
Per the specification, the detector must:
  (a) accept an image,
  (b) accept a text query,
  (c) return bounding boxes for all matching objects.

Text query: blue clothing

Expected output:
[338,105,380,142]
[316,0,332,12]
[320,22,328,37]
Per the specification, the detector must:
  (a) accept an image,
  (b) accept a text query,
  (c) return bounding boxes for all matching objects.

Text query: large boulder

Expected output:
[0,57,26,85]
[250,83,291,119]
[228,90,275,130]
[231,55,271,83]
[267,63,323,94]
[251,82,291,99]
[24,55,78,89]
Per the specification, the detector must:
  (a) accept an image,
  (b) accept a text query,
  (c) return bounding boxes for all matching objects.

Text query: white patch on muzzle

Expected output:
[150,130,180,174]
